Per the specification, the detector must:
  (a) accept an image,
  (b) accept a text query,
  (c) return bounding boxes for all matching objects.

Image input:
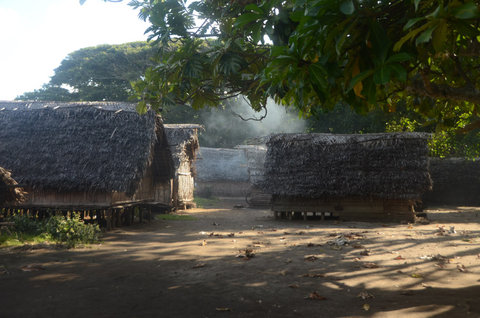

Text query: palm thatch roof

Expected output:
[262,133,432,200]
[0,101,169,196]
[0,166,25,205]
[163,124,202,175]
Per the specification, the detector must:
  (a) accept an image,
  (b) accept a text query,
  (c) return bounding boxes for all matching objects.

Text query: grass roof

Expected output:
[0,101,161,195]
[262,132,432,200]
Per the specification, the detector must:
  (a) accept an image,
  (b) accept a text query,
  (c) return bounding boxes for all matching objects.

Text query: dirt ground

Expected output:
[1,199,480,318]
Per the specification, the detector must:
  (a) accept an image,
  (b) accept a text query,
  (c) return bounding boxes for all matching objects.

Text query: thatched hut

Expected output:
[262,133,432,222]
[0,166,25,207]
[423,157,480,206]
[163,124,202,208]
[0,101,191,226]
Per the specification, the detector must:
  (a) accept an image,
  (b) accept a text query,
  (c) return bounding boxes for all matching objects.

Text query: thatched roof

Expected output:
[262,133,432,200]
[0,101,164,195]
[0,166,25,205]
[163,124,202,175]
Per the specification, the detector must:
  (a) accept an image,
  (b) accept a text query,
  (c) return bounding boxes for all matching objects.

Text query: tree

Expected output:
[17,42,157,101]
[128,0,480,134]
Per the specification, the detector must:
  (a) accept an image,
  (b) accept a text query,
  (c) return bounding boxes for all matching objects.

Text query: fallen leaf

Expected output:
[215,307,231,312]
[358,290,374,300]
[227,233,235,237]
[363,303,370,311]
[301,273,325,278]
[457,264,468,272]
[353,257,361,262]
[193,263,206,269]
[304,255,318,262]
[21,264,45,272]
[394,256,405,260]
[360,249,370,256]
[352,244,364,249]
[307,243,316,247]
[305,291,327,300]
[0,266,8,275]
[201,240,207,246]
[363,262,379,269]
[411,273,423,278]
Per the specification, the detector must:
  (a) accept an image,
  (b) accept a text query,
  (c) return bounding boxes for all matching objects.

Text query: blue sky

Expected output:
[0,0,148,100]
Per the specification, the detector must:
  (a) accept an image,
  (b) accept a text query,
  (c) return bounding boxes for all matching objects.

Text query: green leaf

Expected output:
[386,53,412,63]
[414,0,421,11]
[453,2,480,19]
[404,17,425,30]
[393,22,431,51]
[415,25,437,45]
[389,63,407,82]
[347,70,374,92]
[234,13,261,28]
[340,0,355,15]
[309,63,328,99]
[373,65,391,85]
[245,4,263,14]
[136,101,148,114]
[289,10,304,22]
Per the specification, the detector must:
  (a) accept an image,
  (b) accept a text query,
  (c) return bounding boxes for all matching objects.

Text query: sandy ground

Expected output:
[1,199,479,318]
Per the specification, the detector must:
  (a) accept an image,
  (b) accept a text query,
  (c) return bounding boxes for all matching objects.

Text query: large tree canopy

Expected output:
[17,42,156,101]
[128,0,480,132]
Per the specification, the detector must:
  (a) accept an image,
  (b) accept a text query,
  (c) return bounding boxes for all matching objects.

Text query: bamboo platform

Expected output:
[271,196,415,222]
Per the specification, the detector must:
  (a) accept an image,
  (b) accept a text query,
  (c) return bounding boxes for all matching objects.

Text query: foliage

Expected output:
[128,0,480,135]
[1,213,101,248]
[16,42,157,101]
[45,214,101,247]
[10,213,44,235]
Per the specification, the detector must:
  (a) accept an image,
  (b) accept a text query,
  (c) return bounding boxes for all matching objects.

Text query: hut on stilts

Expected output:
[261,133,432,222]
[0,101,200,228]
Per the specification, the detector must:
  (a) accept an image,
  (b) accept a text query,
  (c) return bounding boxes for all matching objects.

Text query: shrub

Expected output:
[45,213,101,248]
[10,214,43,235]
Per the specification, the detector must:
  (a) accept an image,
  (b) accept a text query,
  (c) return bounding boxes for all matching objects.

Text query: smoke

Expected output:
[199,98,306,148]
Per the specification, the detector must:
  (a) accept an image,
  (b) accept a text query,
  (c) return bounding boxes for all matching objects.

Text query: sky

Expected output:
[0,0,148,100]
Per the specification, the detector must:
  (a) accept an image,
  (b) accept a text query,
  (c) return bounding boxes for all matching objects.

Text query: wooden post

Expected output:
[106,209,112,230]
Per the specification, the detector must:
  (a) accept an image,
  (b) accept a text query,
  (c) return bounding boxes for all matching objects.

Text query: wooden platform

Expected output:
[271,196,415,222]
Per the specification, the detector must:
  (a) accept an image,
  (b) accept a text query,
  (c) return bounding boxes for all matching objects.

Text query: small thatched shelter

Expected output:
[0,167,25,207]
[262,133,432,222]
[0,101,198,226]
[423,157,480,206]
[163,124,202,208]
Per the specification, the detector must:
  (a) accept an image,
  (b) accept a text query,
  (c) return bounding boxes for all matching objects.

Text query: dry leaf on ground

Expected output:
[457,264,468,272]
[304,255,318,261]
[358,290,374,300]
[21,264,45,272]
[360,249,370,256]
[305,291,327,300]
[215,307,231,312]
[363,262,379,269]
[301,273,325,278]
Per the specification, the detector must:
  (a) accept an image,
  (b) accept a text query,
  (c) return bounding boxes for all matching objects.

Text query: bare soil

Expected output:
[1,199,480,318]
